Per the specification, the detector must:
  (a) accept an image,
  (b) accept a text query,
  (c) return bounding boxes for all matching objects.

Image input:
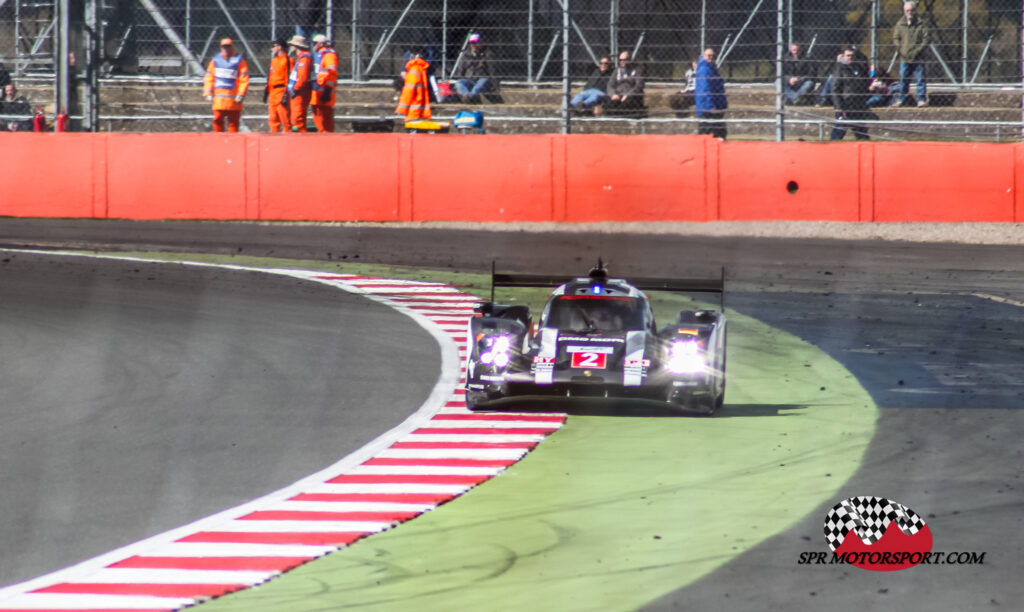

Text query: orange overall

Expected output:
[203,52,250,132]
[288,49,313,132]
[267,54,293,132]
[311,46,338,133]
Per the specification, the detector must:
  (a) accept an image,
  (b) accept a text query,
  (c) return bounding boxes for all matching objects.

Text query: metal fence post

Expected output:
[776,0,784,142]
[55,0,70,117]
[352,0,361,81]
[700,0,706,55]
[870,0,878,69]
[610,0,618,60]
[442,0,448,81]
[962,0,969,84]
[527,0,534,83]
[562,0,570,135]
[186,0,192,77]
[84,0,99,131]
[787,0,793,47]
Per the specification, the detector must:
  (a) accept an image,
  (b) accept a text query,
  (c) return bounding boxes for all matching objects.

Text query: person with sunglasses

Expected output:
[571,56,614,116]
[606,50,645,116]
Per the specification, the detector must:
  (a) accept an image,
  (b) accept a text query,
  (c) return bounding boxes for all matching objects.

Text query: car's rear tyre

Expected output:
[712,347,727,412]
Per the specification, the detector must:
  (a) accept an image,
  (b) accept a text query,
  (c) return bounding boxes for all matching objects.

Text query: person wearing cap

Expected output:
[310,33,338,132]
[452,33,499,104]
[203,38,250,132]
[265,39,293,132]
[286,34,313,132]
[395,48,432,122]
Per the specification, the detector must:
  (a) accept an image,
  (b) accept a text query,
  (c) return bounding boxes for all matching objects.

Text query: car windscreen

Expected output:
[544,296,645,332]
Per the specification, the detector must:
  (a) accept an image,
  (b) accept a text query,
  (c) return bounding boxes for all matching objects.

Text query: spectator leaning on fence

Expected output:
[892,1,930,107]
[695,48,728,139]
[830,46,871,141]
[265,38,293,132]
[0,60,11,99]
[571,56,613,115]
[287,34,313,132]
[453,33,500,104]
[2,83,31,131]
[203,38,250,133]
[782,42,816,105]
[606,50,644,116]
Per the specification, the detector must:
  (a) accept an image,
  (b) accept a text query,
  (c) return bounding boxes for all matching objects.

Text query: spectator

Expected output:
[571,56,613,115]
[892,1,930,107]
[395,48,432,121]
[0,59,10,99]
[606,50,644,116]
[287,34,313,132]
[310,33,338,132]
[203,38,250,133]
[866,65,899,108]
[453,33,500,104]
[2,83,32,131]
[783,42,816,105]
[695,47,728,139]
[265,39,293,132]
[669,58,698,117]
[830,46,871,141]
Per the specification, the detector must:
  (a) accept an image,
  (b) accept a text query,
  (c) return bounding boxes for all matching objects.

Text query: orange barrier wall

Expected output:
[2,133,1022,223]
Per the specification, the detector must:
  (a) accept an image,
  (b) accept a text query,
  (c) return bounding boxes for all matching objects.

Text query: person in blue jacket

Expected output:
[695,47,728,139]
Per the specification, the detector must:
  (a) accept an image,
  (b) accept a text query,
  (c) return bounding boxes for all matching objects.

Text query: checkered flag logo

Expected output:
[824,496,927,551]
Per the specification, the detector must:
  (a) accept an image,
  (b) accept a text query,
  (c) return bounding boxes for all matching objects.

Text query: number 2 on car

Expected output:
[571,352,607,369]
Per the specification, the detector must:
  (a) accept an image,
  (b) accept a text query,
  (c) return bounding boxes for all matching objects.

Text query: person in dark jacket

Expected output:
[830,46,871,141]
[453,33,501,104]
[571,56,613,115]
[695,48,728,139]
[606,50,644,116]
[782,42,816,105]
[2,83,32,131]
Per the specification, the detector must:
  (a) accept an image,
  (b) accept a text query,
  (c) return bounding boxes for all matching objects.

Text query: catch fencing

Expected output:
[0,1,1021,140]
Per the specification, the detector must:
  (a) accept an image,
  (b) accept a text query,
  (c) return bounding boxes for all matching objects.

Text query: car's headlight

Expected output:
[480,334,512,368]
[666,340,706,374]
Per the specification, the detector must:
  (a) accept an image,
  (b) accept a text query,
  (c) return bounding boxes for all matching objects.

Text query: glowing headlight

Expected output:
[480,335,512,368]
[666,340,706,374]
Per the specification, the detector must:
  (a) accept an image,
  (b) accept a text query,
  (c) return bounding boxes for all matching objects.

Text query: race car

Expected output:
[465,262,726,413]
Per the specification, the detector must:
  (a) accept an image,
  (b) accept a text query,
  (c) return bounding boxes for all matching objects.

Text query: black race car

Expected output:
[465,263,727,413]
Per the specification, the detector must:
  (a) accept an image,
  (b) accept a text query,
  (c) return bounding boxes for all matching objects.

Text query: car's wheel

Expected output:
[713,349,727,412]
[466,390,489,411]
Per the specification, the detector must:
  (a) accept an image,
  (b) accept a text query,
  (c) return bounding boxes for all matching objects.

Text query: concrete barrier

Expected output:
[1,133,1020,222]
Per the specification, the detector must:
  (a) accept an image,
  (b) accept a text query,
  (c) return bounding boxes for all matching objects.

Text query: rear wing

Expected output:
[489,263,726,309]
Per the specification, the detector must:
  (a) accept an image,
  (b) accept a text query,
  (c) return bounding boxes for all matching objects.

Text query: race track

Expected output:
[1,220,1021,610]
[0,251,439,587]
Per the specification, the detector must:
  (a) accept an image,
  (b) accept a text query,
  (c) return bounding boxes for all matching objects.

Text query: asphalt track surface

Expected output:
[0,250,439,587]
[1,219,1022,610]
